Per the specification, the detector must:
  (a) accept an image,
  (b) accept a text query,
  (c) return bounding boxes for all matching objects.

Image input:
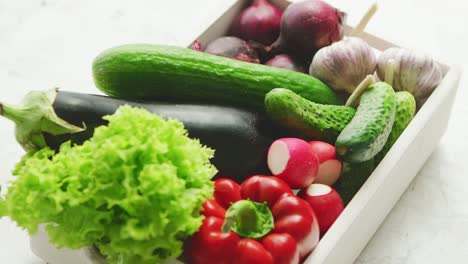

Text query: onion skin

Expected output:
[265,54,305,73]
[310,37,377,94]
[190,40,203,51]
[270,0,345,59]
[376,47,443,109]
[204,36,260,64]
[231,0,283,46]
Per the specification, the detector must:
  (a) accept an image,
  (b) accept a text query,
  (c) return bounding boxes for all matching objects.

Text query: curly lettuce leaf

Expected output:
[3,105,217,264]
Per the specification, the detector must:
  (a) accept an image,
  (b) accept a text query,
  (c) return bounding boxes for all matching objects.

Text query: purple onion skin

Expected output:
[204,36,260,64]
[265,54,306,73]
[190,40,203,51]
[231,0,283,46]
[271,0,345,59]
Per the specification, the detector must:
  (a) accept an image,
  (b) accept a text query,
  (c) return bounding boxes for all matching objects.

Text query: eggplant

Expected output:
[0,89,284,182]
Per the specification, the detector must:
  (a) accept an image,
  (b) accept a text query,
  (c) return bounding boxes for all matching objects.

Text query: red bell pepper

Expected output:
[188,175,320,264]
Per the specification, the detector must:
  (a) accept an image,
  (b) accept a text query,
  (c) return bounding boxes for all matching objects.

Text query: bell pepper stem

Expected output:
[223,200,259,233]
[221,215,236,234]
[221,200,274,239]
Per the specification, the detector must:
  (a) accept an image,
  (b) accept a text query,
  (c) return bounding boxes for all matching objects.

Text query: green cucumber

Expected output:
[333,159,375,205]
[375,91,416,164]
[335,82,396,163]
[264,88,355,143]
[92,44,342,109]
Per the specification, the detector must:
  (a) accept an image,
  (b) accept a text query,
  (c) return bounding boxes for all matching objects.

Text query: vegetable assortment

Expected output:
[0,0,445,263]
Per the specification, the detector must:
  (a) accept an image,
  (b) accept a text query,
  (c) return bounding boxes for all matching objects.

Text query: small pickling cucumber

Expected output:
[333,159,375,205]
[264,88,355,143]
[375,91,416,164]
[335,82,396,163]
[92,44,342,110]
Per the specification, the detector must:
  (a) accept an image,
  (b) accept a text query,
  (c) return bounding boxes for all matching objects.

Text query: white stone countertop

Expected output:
[0,0,467,263]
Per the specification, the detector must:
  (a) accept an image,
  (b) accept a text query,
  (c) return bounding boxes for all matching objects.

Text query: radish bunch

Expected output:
[267,138,343,188]
[267,138,345,236]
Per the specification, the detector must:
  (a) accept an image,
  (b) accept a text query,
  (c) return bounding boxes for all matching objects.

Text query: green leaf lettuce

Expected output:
[3,105,217,263]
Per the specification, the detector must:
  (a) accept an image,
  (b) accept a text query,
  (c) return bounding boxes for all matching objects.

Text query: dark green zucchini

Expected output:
[92,44,343,110]
[0,89,284,181]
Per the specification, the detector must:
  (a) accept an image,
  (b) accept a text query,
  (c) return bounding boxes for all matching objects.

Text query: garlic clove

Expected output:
[376,47,443,108]
[309,37,377,94]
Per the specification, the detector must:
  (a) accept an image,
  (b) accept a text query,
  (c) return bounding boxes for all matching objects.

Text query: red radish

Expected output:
[267,138,319,189]
[265,54,305,73]
[270,0,345,58]
[231,0,283,46]
[298,183,344,235]
[309,141,343,186]
[204,36,260,63]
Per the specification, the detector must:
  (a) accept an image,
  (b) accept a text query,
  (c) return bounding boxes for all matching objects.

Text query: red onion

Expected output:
[270,0,345,59]
[204,36,260,63]
[231,0,283,45]
[265,54,305,72]
[190,40,203,51]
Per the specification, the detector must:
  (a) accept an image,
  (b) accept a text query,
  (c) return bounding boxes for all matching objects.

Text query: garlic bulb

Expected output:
[376,47,443,108]
[309,37,377,94]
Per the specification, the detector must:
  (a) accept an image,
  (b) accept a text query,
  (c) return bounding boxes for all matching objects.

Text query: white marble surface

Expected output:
[0,0,467,263]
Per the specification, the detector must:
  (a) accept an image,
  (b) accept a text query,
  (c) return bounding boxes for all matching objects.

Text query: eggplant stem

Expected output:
[385,59,397,87]
[349,3,378,37]
[0,89,84,151]
[345,75,376,108]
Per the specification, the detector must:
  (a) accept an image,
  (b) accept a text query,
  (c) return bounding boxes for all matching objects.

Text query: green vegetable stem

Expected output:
[0,89,84,151]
